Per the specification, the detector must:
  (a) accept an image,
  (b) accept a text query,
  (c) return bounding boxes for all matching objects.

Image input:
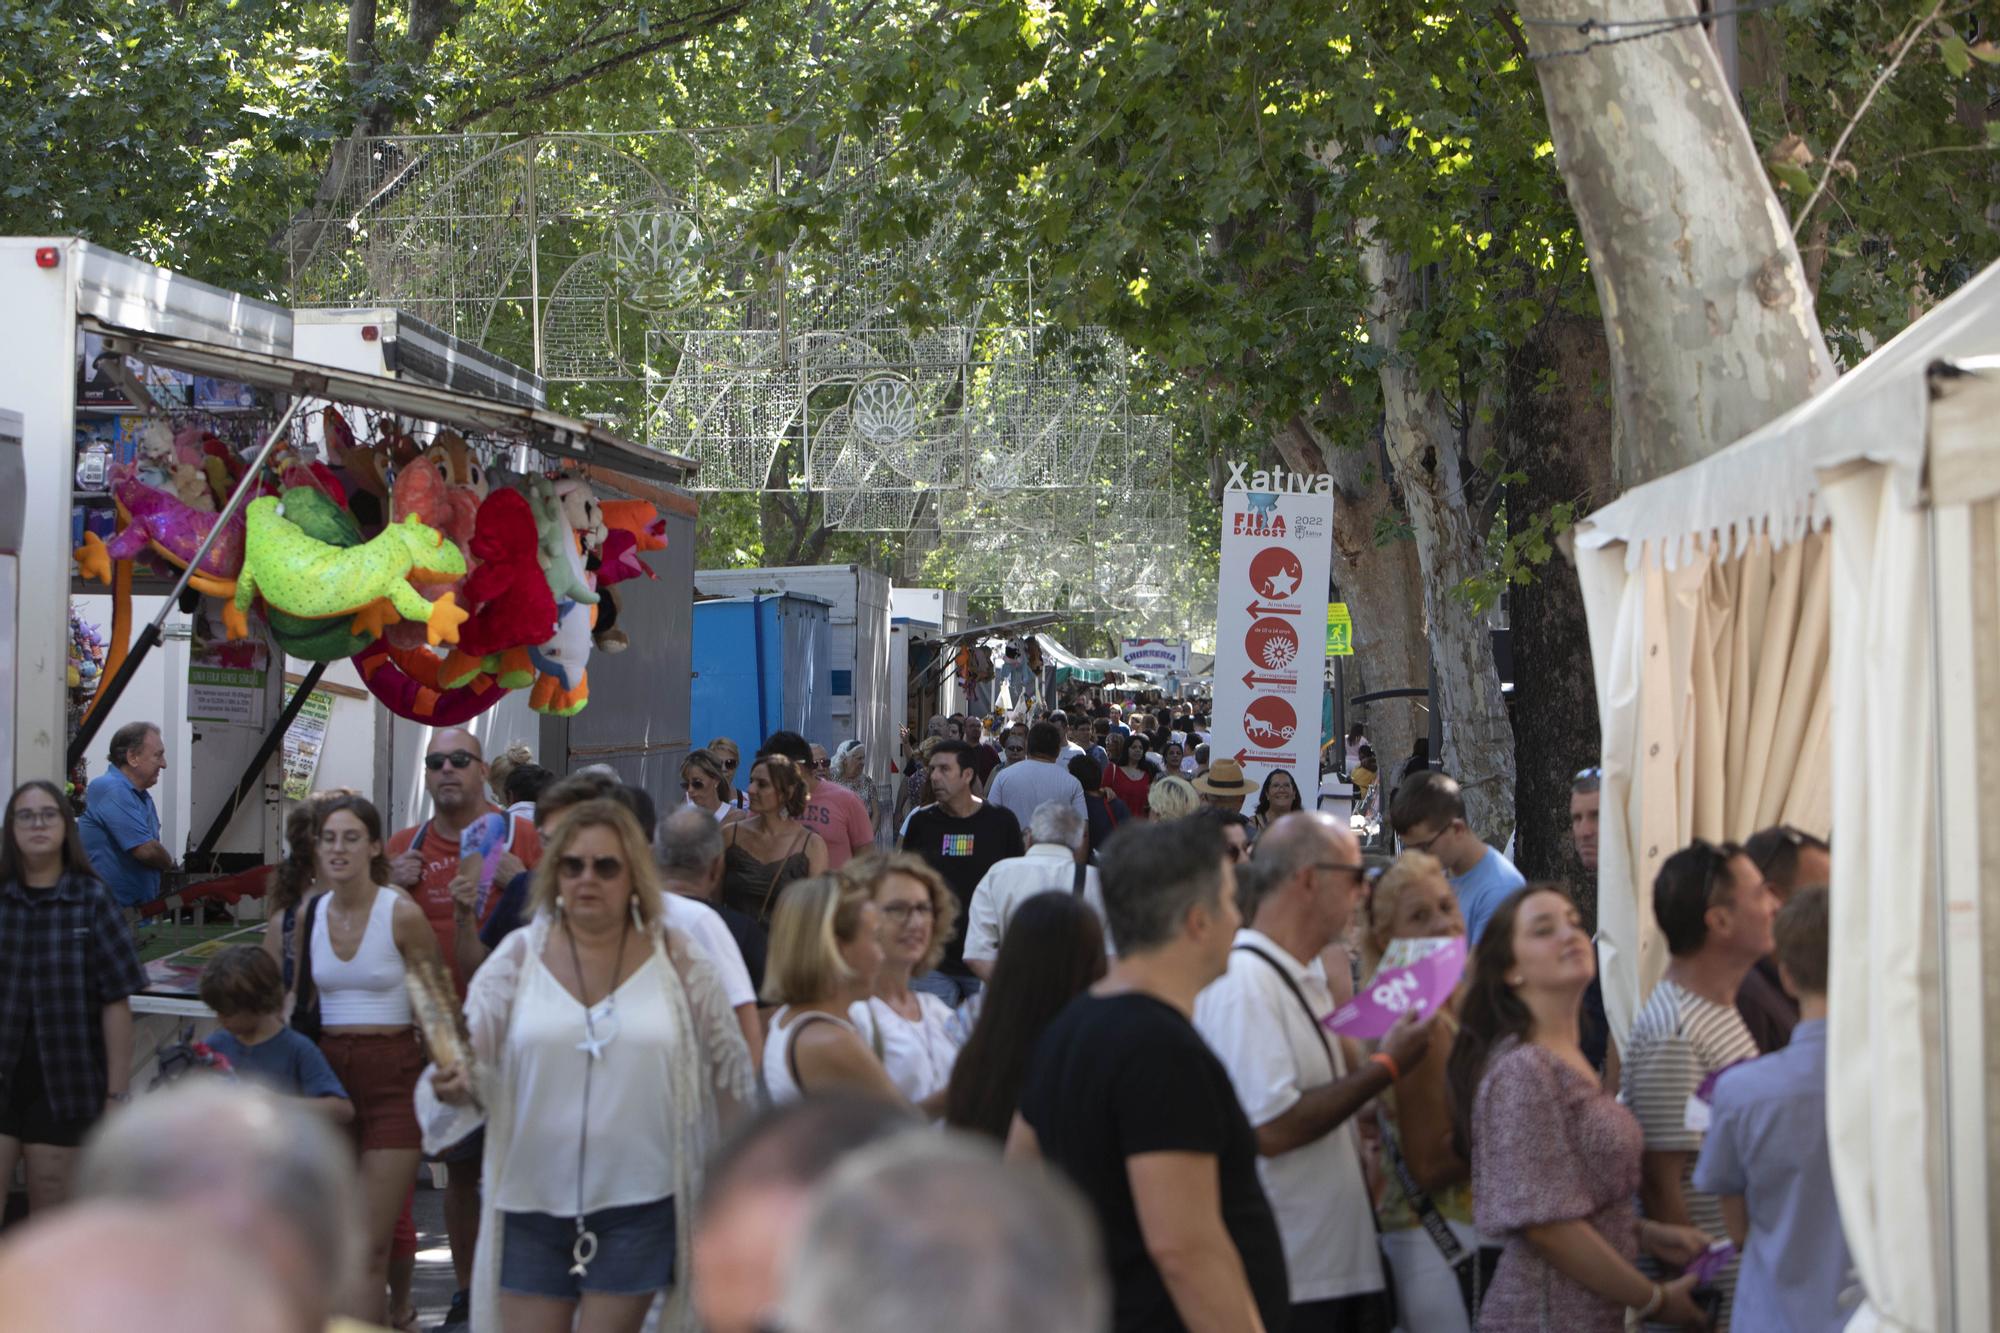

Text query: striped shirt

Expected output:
[1622,978,1759,1330]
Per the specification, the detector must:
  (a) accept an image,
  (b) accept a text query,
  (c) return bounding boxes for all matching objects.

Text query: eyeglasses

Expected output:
[813,760,831,771]
[880,901,936,922]
[1688,837,1752,904]
[424,750,479,771]
[13,808,62,827]
[1405,820,1457,854]
[681,777,712,791]
[1574,766,1602,782]
[558,854,626,880]
[1312,861,1369,884]
[1751,824,1826,874]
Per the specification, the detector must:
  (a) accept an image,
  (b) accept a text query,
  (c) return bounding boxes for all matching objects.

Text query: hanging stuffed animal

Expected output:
[526,476,598,605]
[527,598,592,716]
[355,637,507,727]
[261,487,377,662]
[438,487,558,690]
[74,464,245,598]
[227,497,467,644]
[426,431,490,501]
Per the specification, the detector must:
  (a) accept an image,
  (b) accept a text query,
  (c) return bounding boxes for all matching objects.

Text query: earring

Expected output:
[629,896,643,929]
[555,896,566,916]
[1507,975,1522,987]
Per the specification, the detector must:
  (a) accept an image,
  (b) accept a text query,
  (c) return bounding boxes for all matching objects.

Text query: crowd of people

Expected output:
[0,703,1851,1333]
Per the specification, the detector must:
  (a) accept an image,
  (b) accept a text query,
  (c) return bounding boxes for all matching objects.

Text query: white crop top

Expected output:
[311,887,413,1027]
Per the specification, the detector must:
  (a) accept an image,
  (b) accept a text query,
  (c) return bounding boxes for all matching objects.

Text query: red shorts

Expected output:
[320,1031,426,1152]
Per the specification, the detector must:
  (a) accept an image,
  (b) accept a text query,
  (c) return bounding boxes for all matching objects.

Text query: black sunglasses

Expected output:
[424,750,479,771]
[557,854,625,879]
[1688,837,1748,903]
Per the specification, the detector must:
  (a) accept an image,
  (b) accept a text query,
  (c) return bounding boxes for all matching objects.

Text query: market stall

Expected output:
[1571,258,2000,1333]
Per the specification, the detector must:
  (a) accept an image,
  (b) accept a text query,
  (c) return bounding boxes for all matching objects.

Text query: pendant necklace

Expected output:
[562,912,628,1278]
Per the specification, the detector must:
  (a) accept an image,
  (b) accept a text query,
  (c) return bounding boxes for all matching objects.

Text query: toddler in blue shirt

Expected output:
[198,945,353,1124]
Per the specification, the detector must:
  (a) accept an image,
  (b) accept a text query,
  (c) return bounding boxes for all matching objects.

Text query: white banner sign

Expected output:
[1212,466,1334,810]
[1120,638,1188,674]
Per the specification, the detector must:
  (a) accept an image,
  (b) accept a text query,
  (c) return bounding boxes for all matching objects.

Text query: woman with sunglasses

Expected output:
[846,853,963,1115]
[427,798,756,1333]
[679,749,744,826]
[0,780,147,1216]
[1446,884,1712,1331]
[719,755,828,931]
[706,736,750,811]
[297,794,450,1324]
[1359,851,1492,1332]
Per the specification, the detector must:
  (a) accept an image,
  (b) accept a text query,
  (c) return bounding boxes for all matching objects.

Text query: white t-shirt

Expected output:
[498,952,675,1214]
[662,894,755,1010]
[1193,929,1385,1303]
[963,844,1111,965]
[848,993,962,1105]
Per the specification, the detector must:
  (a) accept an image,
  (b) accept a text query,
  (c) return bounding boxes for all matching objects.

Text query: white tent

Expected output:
[1572,260,2000,1332]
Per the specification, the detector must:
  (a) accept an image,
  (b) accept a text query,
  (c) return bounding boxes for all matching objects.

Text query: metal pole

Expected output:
[526,142,544,377]
[67,395,304,770]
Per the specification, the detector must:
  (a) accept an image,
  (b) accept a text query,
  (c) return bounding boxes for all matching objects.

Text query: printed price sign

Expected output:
[1326,602,1353,656]
[1325,936,1466,1038]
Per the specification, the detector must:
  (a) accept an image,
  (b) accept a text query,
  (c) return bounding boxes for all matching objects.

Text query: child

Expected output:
[198,945,353,1123]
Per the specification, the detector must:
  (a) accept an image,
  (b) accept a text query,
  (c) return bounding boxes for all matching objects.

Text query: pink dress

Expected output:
[1472,1038,1643,1332]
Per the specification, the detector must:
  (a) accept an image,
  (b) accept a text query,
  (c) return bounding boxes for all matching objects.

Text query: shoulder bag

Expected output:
[290,895,325,1044]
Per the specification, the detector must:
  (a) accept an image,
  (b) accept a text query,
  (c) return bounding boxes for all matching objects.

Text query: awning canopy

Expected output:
[87,318,697,486]
[1574,259,2000,568]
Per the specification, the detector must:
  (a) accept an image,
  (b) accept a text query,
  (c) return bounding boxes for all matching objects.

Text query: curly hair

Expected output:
[753,754,810,819]
[844,852,959,976]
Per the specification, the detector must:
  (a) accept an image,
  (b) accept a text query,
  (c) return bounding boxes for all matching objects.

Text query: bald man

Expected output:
[386,727,543,1323]
[74,1080,365,1333]
[0,1202,295,1333]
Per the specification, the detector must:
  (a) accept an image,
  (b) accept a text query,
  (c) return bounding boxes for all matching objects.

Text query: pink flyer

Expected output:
[1325,936,1467,1039]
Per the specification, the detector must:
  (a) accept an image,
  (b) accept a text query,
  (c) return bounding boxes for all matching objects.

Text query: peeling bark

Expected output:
[1515,0,1835,488]
[1360,241,1518,849]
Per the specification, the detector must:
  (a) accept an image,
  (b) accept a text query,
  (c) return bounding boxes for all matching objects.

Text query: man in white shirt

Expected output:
[963,803,1109,978]
[1194,811,1432,1331]
[656,807,767,1066]
[1048,709,1088,765]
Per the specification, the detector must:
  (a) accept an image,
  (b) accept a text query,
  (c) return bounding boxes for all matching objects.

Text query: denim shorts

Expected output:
[499,1196,677,1299]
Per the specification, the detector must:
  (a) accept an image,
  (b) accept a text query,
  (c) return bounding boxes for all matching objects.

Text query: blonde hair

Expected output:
[762,874,875,1006]
[845,851,958,975]
[707,737,741,766]
[1148,774,1201,820]
[528,799,666,929]
[487,740,534,805]
[1361,849,1449,975]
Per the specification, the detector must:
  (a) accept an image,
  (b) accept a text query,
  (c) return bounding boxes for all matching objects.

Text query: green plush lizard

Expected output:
[228,495,470,646]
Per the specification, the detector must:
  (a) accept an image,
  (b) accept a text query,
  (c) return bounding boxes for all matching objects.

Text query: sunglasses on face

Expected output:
[424,750,479,771]
[558,854,625,880]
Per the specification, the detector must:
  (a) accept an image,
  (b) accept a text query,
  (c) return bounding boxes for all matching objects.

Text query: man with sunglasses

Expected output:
[386,728,542,1331]
[1623,839,1775,1331]
[1388,771,1524,946]
[1193,811,1426,1331]
[1734,825,1831,1054]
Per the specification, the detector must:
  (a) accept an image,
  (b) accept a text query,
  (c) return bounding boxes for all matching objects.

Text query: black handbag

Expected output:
[290,895,324,1043]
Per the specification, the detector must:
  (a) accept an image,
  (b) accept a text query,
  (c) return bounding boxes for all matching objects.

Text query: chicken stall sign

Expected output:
[1212,470,1334,812]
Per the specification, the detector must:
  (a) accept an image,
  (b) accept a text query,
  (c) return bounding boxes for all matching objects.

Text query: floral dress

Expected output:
[1472,1038,1643,1332]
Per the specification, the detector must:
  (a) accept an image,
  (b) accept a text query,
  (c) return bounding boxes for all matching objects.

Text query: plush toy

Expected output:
[228,497,468,645]
[426,431,490,501]
[438,487,558,690]
[393,454,480,551]
[527,598,592,715]
[555,478,608,561]
[170,463,216,513]
[74,465,245,597]
[599,499,667,555]
[262,487,377,662]
[354,637,506,727]
[526,476,598,606]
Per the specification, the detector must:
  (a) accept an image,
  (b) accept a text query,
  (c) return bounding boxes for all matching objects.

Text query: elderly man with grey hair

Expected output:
[656,804,768,1065]
[962,801,1111,979]
[68,1080,362,1333]
[778,1131,1109,1333]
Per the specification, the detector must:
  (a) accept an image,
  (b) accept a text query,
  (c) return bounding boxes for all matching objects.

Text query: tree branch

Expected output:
[1791,0,1946,236]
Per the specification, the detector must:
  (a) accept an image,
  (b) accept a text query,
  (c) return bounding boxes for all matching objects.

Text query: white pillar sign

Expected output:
[1213,465,1334,810]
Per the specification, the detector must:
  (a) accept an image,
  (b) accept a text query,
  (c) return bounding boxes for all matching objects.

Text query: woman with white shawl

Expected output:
[422,798,756,1333]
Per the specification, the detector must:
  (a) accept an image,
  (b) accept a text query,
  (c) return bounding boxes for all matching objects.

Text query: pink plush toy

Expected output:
[74,464,245,597]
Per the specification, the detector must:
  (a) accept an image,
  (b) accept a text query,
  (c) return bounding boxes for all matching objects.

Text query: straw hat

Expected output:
[1192,758,1252,798]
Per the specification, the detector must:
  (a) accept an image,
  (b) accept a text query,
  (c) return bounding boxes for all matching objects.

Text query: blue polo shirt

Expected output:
[1451,846,1526,946]
[1692,1019,1855,1331]
[78,768,163,907]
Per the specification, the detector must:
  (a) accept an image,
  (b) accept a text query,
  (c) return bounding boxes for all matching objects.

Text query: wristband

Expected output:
[1635,1283,1665,1319]
[1368,1051,1401,1082]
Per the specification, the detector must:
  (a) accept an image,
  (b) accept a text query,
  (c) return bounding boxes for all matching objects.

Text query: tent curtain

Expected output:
[1820,461,1947,1331]
[1575,529,1834,1047]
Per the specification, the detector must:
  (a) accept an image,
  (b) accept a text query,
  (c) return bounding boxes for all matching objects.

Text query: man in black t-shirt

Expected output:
[898,739,1024,1008]
[1012,818,1289,1333]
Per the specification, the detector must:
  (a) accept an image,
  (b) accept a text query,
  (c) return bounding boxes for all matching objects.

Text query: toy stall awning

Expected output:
[84,318,698,487]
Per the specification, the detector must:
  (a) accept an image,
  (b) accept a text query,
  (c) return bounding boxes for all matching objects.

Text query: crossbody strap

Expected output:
[1233,942,1335,1068]
[784,1010,851,1094]
[1376,1103,1469,1267]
